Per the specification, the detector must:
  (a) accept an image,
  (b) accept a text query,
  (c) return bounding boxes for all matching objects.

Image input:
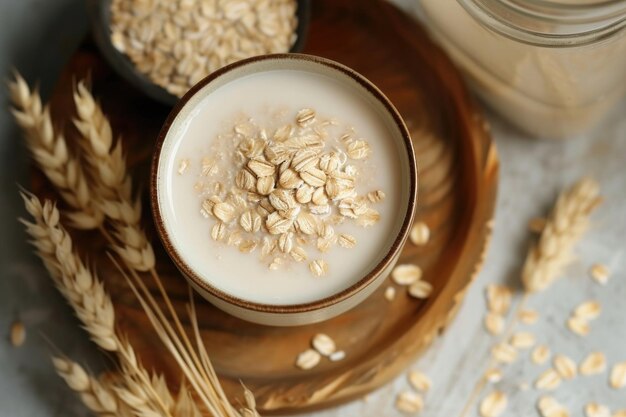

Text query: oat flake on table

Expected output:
[535,368,562,390]
[585,402,611,417]
[580,352,607,375]
[553,354,577,380]
[479,391,507,417]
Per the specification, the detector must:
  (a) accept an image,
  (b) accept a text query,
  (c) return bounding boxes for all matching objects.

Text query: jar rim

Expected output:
[459,0,626,47]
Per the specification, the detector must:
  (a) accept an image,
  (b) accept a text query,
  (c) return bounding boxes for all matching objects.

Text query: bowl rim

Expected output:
[150,53,418,314]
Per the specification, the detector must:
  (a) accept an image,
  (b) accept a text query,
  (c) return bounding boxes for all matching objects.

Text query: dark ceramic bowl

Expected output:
[87,0,311,106]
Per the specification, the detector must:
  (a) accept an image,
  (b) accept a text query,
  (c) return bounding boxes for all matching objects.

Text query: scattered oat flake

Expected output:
[532,345,551,365]
[312,333,336,356]
[535,369,562,390]
[553,354,577,380]
[485,284,512,315]
[201,157,218,176]
[337,234,356,249]
[395,391,424,414]
[384,286,396,301]
[213,202,235,223]
[346,139,371,160]
[580,352,607,375]
[529,217,547,233]
[227,231,243,246]
[492,343,518,364]
[296,349,321,370]
[10,320,25,347]
[410,222,430,246]
[367,190,385,203]
[484,312,505,335]
[296,108,316,126]
[567,316,590,336]
[485,368,503,383]
[356,207,380,227]
[519,309,539,324]
[610,361,626,389]
[392,264,422,286]
[479,391,507,417]
[309,260,328,277]
[177,158,190,175]
[590,263,610,285]
[510,332,536,349]
[408,370,431,392]
[238,239,257,253]
[574,300,601,321]
[537,396,570,417]
[408,280,433,299]
[269,257,282,271]
[585,402,611,417]
[329,350,345,362]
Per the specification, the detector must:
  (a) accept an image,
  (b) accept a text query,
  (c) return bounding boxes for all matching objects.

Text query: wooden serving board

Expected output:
[41,0,498,414]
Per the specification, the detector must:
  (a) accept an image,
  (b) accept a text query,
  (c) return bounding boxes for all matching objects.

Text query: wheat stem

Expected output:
[112,256,241,417]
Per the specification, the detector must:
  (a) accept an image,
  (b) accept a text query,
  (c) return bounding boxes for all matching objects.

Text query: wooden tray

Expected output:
[41,0,498,414]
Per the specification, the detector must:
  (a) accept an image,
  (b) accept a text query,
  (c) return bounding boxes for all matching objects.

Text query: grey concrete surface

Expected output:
[0,1,625,417]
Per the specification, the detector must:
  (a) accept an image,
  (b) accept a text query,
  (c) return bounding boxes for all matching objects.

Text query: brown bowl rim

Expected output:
[150,53,417,314]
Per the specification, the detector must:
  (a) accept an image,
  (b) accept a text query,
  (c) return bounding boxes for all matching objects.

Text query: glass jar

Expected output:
[417,0,626,139]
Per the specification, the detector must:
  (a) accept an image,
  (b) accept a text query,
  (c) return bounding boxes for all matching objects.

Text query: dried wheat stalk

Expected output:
[53,356,132,417]
[15,74,257,417]
[72,82,256,416]
[8,74,103,229]
[72,81,155,272]
[522,178,602,292]
[20,192,174,417]
[118,265,256,417]
[54,356,204,417]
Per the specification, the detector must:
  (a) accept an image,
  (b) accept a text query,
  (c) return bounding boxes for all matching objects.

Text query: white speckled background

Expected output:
[0,1,624,416]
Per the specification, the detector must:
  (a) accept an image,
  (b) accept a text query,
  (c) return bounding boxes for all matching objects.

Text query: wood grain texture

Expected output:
[38,0,498,414]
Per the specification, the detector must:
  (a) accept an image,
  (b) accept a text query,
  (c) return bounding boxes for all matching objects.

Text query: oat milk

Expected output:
[157,69,406,305]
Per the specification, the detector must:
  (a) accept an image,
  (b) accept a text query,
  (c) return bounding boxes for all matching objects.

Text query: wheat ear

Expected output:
[72,82,220,399]
[8,73,103,229]
[72,80,155,272]
[71,83,256,417]
[522,177,602,292]
[54,356,204,417]
[72,81,130,201]
[27,77,253,416]
[19,192,175,417]
[53,356,133,417]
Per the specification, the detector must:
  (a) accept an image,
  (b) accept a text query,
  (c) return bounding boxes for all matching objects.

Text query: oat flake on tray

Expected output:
[110,0,298,97]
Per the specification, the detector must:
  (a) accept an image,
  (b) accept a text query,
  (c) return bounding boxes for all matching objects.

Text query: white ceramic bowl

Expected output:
[151,54,417,326]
